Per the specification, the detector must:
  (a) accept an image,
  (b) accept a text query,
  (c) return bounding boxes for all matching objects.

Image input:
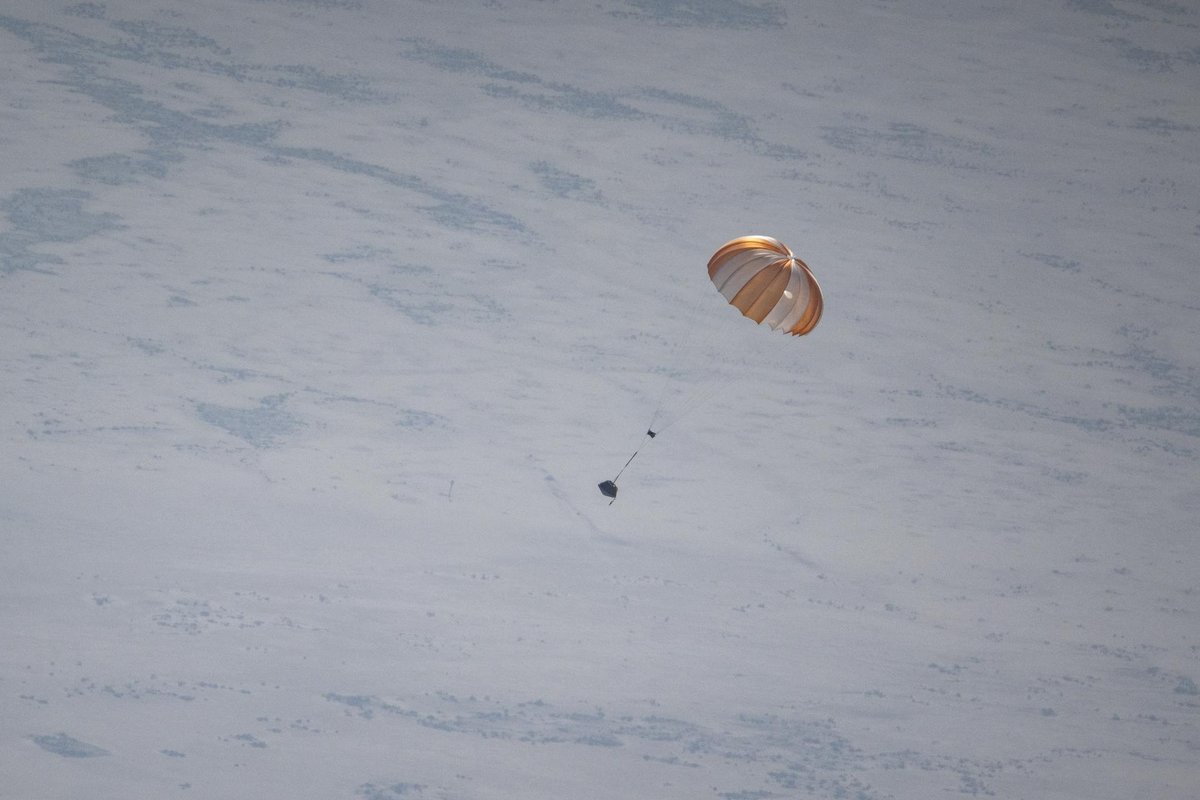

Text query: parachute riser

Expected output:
[599,429,656,503]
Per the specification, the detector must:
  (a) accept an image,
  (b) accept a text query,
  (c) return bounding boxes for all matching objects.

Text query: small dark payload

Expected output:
[598,480,618,499]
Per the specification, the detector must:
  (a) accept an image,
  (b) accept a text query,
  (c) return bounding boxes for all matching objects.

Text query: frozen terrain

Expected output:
[1,1,1197,798]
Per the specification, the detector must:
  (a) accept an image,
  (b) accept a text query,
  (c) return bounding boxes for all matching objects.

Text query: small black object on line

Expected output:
[599,429,656,503]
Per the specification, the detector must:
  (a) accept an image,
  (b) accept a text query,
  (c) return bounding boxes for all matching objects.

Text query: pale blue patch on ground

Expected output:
[0,188,123,274]
[31,733,109,758]
[195,394,300,448]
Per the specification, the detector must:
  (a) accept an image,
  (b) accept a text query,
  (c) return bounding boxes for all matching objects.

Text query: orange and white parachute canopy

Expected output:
[707,236,823,336]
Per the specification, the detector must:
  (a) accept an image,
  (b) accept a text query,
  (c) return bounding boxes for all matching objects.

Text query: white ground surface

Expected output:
[1,1,1198,798]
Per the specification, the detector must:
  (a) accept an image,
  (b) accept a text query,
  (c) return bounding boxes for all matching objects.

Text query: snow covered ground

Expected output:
[1,1,1197,797]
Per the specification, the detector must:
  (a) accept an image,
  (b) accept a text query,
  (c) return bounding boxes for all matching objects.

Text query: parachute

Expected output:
[599,236,823,501]
[707,235,823,336]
